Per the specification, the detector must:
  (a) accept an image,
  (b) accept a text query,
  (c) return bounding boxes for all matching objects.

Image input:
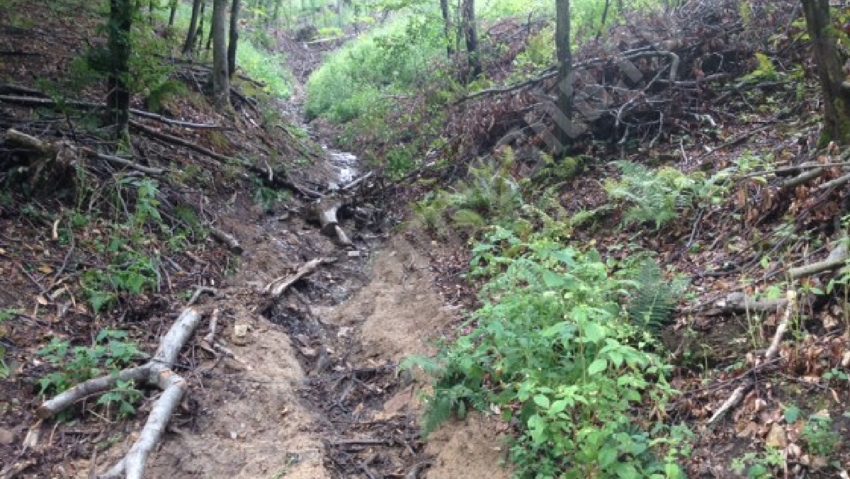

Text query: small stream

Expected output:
[324,146,359,189]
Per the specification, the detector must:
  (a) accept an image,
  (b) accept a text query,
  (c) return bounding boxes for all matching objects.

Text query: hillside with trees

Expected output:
[1,0,850,478]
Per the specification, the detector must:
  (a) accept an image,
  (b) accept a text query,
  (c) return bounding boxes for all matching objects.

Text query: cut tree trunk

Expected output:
[313,199,353,246]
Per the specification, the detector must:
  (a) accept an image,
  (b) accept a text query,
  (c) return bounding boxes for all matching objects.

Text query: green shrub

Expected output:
[404,228,688,478]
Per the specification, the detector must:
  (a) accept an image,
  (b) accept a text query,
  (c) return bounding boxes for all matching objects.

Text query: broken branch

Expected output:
[788,239,848,279]
[38,308,204,479]
[264,257,334,298]
[707,291,797,425]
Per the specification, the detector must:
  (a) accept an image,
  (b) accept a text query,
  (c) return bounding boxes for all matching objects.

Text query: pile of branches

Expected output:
[449,0,801,157]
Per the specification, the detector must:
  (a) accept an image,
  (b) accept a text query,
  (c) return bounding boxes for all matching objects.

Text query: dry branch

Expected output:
[788,239,848,279]
[781,167,824,189]
[707,291,797,425]
[264,257,334,298]
[0,94,224,129]
[129,121,322,198]
[209,226,243,254]
[38,308,204,479]
[130,120,235,164]
[5,128,166,175]
[817,171,850,191]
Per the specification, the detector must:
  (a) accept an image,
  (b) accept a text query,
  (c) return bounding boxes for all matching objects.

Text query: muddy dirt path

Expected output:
[91,120,509,478]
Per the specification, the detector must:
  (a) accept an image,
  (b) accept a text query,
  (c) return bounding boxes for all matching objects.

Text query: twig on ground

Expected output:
[707,291,796,425]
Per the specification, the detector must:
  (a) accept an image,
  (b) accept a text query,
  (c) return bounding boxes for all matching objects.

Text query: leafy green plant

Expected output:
[38,330,143,396]
[802,414,841,458]
[404,228,686,478]
[97,379,144,419]
[741,53,780,84]
[730,448,785,479]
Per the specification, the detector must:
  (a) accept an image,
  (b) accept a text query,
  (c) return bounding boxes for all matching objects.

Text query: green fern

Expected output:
[627,260,687,333]
[605,161,696,230]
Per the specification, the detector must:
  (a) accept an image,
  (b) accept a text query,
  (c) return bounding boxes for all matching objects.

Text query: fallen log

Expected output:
[313,199,353,246]
[130,120,235,164]
[713,291,789,314]
[38,308,204,479]
[0,94,224,129]
[781,167,824,189]
[264,257,334,298]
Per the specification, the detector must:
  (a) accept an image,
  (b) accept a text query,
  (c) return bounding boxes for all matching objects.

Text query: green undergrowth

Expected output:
[38,330,144,419]
[404,225,691,478]
[405,150,693,478]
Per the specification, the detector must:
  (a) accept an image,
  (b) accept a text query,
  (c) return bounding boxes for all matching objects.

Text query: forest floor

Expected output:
[3,1,850,479]
[0,4,508,478]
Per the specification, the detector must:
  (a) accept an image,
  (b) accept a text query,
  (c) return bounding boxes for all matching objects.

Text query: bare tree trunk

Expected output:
[183,0,203,54]
[440,0,453,57]
[801,0,850,146]
[107,0,133,138]
[212,0,231,110]
[461,0,480,82]
[554,0,573,151]
[168,0,179,27]
[595,0,610,40]
[228,0,241,78]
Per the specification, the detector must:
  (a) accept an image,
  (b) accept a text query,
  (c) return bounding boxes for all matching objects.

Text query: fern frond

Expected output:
[627,260,686,333]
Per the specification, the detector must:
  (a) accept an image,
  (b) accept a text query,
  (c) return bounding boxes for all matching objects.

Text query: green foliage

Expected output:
[512,26,555,80]
[730,448,785,479]
[414,150,523,236]
[236,41,293,99]
[742,53,780,84]
[405,227,687,478]
[625,259,688,334]
[802,414,841,458]
[98,379,144,418]
[306,15,444,122]
[82,179,164,313]
[605,162,704,230]
[146,79,188,113]
[254,181,291,211]
[38,330,143,397]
